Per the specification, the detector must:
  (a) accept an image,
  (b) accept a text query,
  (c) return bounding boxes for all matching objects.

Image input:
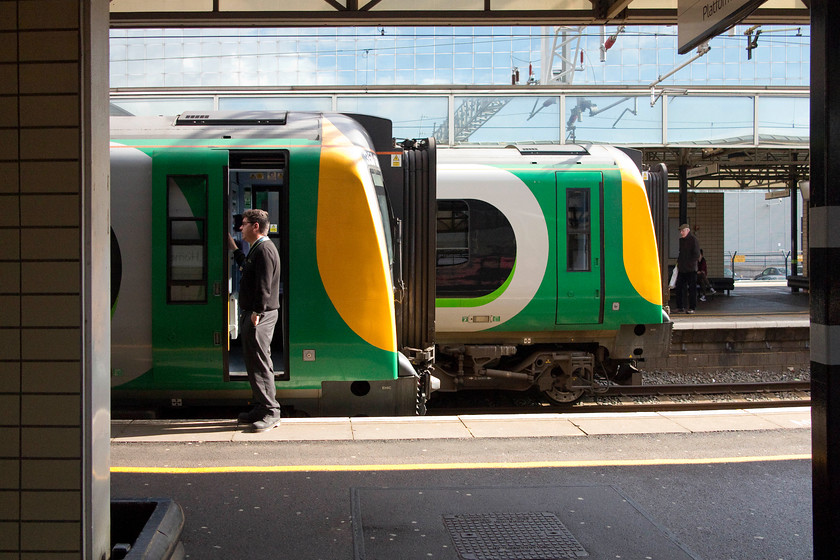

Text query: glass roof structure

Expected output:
[108,0,809,28]
[110,24,810,167]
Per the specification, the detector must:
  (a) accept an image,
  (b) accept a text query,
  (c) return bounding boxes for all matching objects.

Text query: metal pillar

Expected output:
[678,164,688,225]
[790,157,799,281]
[810,1,840,556]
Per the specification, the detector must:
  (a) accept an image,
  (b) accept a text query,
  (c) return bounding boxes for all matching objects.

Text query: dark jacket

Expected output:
[233,237,281,313]
[677,232,701,273]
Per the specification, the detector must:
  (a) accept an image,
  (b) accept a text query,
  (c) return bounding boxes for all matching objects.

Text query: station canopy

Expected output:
[109,0,810,28]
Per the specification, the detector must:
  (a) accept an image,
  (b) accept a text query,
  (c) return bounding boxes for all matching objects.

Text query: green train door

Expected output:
[152,149,229,386]
[556,171,604,325]
[226,151,289,382]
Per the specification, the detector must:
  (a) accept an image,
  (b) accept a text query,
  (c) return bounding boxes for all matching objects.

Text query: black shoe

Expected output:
[675,308,685,314]
[237,407,264,424]
[251,413,281,433]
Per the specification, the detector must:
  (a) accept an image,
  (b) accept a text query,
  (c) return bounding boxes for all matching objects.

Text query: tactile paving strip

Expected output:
[442,511,589,559]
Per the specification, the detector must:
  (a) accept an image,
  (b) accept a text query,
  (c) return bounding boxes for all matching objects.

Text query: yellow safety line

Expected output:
[111,454,810,474]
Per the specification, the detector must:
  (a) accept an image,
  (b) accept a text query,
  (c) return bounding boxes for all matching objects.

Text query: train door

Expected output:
[152,149,229,383]
[556,171,604,324]
[226,151,289,381]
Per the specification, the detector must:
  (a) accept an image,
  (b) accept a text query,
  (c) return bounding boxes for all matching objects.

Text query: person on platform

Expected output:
[228,209,282,432]
[697,248,716,302]
[675,223,701,314]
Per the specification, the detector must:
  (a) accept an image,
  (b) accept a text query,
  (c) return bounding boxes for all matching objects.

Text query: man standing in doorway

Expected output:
[675,223,701,314]
[228,209,282,432]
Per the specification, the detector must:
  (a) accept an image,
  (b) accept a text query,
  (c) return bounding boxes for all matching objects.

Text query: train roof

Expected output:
[436,144,635,169]
[110,112,392,149]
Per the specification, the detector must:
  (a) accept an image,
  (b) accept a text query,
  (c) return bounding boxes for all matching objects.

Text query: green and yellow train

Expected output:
[110,112,670,415]
[433,146,671,403]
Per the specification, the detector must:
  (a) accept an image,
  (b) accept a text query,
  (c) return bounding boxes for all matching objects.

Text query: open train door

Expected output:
[556,171,605,325]
[151,149,230,384]
[225,150,290,382]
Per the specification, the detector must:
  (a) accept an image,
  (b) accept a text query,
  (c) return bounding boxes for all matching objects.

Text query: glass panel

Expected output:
[565,96,661,144]
[336,96,448,142]
[453,96,561,144]
[758,97,809,144]
[436,199,516,298]
[667,96,754,144]
[171,245,205,280]
[109,97,213,116]
[171,219,203,241]
[220,96,332,112]
[110,24,809,90]
[567,189,590,272]
[168,176,208,217]
[167,175,207,303]
[371,168,394,265]
[437,200,469,267]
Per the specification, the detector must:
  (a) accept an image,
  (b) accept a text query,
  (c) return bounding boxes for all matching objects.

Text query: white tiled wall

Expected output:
[1,1,110,557]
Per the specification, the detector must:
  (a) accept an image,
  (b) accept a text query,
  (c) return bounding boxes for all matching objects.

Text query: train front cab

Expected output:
[111,113,435,416]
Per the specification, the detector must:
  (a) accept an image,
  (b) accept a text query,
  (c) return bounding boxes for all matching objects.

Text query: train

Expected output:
[109,111,671,416]
[433,145,671,403]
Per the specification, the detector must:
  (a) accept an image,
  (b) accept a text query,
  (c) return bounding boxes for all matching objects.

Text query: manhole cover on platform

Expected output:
[442,511,588,559]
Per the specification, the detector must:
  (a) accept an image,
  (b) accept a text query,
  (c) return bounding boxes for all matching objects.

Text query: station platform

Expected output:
[666,280,808,322]
[111,407,812,560]
[654,281,809,372]
[111,407,810,443]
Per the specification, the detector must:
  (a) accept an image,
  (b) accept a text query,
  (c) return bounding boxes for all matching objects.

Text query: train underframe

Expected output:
[432,323,672,404]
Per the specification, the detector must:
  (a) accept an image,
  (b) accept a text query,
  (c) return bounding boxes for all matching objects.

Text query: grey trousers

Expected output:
[241,309,281,415]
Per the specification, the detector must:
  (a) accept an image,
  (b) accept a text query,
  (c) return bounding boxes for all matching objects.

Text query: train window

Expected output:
[167,175,208,303]
[566,188,591,272]
[370,168,394,265]
[437,200,469,267]
[436,199,516,299]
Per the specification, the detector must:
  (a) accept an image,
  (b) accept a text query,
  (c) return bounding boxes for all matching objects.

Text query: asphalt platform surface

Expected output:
[112,411,812,560]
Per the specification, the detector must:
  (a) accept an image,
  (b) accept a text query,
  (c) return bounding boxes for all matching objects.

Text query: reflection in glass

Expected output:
[220,97,332,112]
[109,97,213,117]
[336,96,448,142]
[454,96,560,144]
[566,96,661,144]
[171,246,204,280]
[567,189,591,272]
[436,199,516,299]
[167,176,207,303]
[758,97,809,143]
[667,96,753,144]
[171,220,203,241]
[437,200,470,267]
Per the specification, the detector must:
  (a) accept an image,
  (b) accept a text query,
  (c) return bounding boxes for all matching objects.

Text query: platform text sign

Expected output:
[678,0,766,54]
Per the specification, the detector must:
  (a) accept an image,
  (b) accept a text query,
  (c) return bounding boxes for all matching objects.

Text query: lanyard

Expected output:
[246,236,267,258]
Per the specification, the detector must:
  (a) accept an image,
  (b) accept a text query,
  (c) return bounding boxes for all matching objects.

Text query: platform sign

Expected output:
[687,163,718,178]
[678,0,766,54]
[765,189,790,200]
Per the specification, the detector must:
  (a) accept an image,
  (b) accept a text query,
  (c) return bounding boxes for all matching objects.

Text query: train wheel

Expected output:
[542,386,585,404]
[541,366,585,404]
